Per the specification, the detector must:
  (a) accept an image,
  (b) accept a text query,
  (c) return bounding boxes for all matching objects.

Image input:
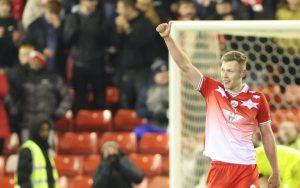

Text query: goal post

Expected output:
[169,21,300,188]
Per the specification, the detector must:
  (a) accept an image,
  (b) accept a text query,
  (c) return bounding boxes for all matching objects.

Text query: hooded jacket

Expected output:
[16,115,56,188]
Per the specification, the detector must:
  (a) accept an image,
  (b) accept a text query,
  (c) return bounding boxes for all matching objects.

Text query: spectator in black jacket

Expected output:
[113,0,157,109]
[5,44,33,134]
[93,141,144,188]
[63,0,110,113]
[11,51,71,142]
[0,0,20,68]
[22,0,67,78]
[207,0,248,20]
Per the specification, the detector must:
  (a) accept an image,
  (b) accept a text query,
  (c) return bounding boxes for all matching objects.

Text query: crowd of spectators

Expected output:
[0,0,300,187]
[0,0,298,146]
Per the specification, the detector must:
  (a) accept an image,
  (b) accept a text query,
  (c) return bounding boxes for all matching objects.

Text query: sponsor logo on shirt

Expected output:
[223,109,244,122]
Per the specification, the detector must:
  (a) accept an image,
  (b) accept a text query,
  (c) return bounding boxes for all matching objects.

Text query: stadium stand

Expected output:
[139,133,169,155]
[99,132,138,154]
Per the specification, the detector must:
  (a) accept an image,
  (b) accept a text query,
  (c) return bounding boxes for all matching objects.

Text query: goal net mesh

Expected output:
[170,22,300,188]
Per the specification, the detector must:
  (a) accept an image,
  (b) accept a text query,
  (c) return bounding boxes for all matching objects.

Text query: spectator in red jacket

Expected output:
[0,69,10,154]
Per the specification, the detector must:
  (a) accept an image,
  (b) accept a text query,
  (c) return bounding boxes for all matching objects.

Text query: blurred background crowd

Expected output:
[0,0,300,187]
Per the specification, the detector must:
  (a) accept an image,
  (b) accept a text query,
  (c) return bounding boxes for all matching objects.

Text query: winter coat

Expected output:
[93,153,144,188]
[15,69,71,129]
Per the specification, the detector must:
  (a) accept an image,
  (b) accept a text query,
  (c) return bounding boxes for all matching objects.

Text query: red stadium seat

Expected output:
[5,154,18,176]
[162,156,169,176]
[0,156,5,176]
[99,132,137,154]
[75,110,112,131]
[57,132,98,155]
[69,176,93,188]
[252,85,282,103]
[54,155,83,177]
[59,176,69,188]
[128,153,162,177]
[0,176,14,188]
[2,133,19,156]
[114,109,145,131]
[83,155,101,176]
[55,116,74,132]
[148,176,169,188]
[139,134,169,155]
[284,85,300,105]
[106,86,119,105]
[271,108,300,131]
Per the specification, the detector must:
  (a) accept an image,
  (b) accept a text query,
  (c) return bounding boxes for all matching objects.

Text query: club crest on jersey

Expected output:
[230,100,238,108]
[223,109,244,122]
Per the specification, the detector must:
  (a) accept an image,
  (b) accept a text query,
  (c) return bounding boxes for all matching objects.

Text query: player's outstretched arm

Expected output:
[156,22,202,89]
[260,124,280,188]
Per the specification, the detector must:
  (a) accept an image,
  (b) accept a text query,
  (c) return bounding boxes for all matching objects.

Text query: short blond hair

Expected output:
[221,51,247,70]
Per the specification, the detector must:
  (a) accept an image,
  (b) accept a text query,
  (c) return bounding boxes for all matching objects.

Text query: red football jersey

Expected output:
[197,76,271,164]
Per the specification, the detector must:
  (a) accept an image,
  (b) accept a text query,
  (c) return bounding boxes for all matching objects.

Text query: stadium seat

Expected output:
[106,86,119,105]
[271,108,300,131]
[0,156,5,176]
[99,132,137,154]
[284,85,300,105]
[83,155,101,176]
[69,176,93,188]
[75,110,112,131]
[2,133,19,156]
[139,133,169,155]
[5,154,18,176]
[57,132,98,155]
[0,176,14,188]
[252,85,282,104]
[128,153,162,177]
[114,109,145,131]
[54,155,83,177]
[59,176,69,188]
[162,156,169,176]
[148,176,169,188]
[55,116,74,132]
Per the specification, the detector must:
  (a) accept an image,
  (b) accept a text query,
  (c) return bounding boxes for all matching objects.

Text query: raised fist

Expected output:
[156,22,172,38]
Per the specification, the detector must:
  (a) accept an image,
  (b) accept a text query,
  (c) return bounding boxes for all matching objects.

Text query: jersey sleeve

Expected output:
[256,93,271,126]
[196,75,220,98]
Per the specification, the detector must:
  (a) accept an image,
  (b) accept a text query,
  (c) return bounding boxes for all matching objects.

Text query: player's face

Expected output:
[221,60,244,92]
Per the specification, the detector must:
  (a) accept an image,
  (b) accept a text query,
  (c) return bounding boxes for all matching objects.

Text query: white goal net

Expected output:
[169,21,300,188]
